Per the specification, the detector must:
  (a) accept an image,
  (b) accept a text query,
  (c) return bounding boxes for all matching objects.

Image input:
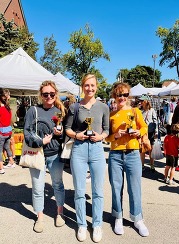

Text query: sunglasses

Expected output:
[116,93,129,98]
[42,92,56,98]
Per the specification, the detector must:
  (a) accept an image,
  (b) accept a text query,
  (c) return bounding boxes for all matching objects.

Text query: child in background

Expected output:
[163,124,179,185]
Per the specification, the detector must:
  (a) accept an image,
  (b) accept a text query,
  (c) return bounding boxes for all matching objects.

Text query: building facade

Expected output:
[0,0,27,28]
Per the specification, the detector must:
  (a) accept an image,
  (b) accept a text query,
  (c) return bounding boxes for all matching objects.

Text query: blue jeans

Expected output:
[70,140,106,228]
[108,150,143,222]
[29,154,65,213]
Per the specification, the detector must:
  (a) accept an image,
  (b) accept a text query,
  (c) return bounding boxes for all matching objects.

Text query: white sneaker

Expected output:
[0,169,5,174]
[4,163,15,169]
[93,226,102,243]
[114,218,124,235]
[134,220,149,237]
[77,226,87,242]
[168,180,175,185]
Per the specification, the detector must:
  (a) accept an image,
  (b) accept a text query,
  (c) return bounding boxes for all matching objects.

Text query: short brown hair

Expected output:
[111,82,131,98]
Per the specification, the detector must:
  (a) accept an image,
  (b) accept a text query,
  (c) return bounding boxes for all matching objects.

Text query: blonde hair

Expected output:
[111,82,131,99]
[38,80,66,117]
[81,73,98,88]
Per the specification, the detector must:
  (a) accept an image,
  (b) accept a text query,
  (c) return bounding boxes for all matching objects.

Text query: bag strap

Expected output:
[34,106,38,135]
[72,102,80,130]
[144,111,149,122]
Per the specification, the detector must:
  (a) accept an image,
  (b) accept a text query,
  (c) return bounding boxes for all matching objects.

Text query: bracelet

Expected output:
[74,132,77,139]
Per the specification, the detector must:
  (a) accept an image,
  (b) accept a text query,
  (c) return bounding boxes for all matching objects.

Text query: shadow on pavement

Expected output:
[158,185,179,194]
[142,159,165,181]
[0,183,36,220]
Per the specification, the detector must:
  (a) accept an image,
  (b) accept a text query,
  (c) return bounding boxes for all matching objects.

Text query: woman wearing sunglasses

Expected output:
[106,82,149,237]
[24,81,66,233]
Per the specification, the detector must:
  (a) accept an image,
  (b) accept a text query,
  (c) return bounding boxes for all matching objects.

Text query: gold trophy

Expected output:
[55,112,63,131]
[84,117,94,136]
[127,114,135,133]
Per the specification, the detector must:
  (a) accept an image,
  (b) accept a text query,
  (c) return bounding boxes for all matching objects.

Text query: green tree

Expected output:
[96,79,112,100]
[13,27,38,59]
[156,19,179,79]
[40,35,65,75]
[0,13,38,58]
[127,65,161,87]
[116,65,161,87]
[62,24,110,85]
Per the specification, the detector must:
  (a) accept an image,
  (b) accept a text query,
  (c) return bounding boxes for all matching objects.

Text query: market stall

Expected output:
[0,47,81,158]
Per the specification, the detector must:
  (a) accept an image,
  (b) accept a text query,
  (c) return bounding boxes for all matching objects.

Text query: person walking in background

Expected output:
[172,101,179,124]
[106,82,149,237]
[0,88,16,174]
[23,81,66,233]
[139,95,158,172]
[109,99,117,111]
[3,89,18,165]
[65,74,109,242]
[171,103,179,171]
[162,99,170,125]
[163,124,179,184]
[168,97,177,125]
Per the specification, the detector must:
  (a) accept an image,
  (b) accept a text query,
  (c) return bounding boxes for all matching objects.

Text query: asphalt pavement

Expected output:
[0,143,179,244]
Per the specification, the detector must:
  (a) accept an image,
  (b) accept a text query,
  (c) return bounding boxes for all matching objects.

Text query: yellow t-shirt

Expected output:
[106,108,148,150]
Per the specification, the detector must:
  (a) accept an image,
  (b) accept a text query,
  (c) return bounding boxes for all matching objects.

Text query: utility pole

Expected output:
[152,54,157,87]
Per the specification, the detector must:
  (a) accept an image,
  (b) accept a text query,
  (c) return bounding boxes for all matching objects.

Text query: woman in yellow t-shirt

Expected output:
[106,82,149,237]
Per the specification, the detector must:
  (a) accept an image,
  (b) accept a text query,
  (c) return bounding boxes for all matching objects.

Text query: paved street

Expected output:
[0,144,179,244]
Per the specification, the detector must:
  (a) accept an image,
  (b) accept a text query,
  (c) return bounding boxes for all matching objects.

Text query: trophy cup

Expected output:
[127,114,135,133]
[55,112,63,131]
[84,117,94,136]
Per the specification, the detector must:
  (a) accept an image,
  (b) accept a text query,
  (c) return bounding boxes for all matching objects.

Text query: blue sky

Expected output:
[21,0,179,84]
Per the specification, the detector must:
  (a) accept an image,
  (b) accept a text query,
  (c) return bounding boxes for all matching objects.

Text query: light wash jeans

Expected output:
[108,150,143,222]
[70,140,106,228]
[29,154,65,213]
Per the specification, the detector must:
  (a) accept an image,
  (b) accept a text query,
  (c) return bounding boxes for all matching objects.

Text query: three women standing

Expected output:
[65,74,109,242]
[23,78,149,240]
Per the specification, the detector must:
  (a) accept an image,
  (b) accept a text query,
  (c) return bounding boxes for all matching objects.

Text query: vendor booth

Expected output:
[0,47,80,157]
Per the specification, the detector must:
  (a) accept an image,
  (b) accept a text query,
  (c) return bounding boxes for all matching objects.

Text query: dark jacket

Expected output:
[24,105,63,157]
[172,105,179,124]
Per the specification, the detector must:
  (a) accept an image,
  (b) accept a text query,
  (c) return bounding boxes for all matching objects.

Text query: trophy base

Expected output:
[127,128,135,134]
[85,130,94,136]
[57,125,62,131]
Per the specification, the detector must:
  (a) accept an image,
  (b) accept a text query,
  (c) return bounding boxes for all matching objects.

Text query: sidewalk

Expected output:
[0,144,179,244]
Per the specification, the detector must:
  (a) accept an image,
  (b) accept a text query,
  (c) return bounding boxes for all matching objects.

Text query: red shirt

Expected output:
[0,106,12,136]
[164,134,179,157]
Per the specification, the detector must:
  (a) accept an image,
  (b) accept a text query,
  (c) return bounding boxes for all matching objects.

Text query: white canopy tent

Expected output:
[170,84,179,95]
[130,83,150,96]
[53,72,80,96]
[0,47,54,95]
[158,82,178,96]
[0,47,79,96]
[147,86,166,96]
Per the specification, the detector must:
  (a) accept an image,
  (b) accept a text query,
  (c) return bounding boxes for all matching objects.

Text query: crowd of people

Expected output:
[1,76,179,242]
